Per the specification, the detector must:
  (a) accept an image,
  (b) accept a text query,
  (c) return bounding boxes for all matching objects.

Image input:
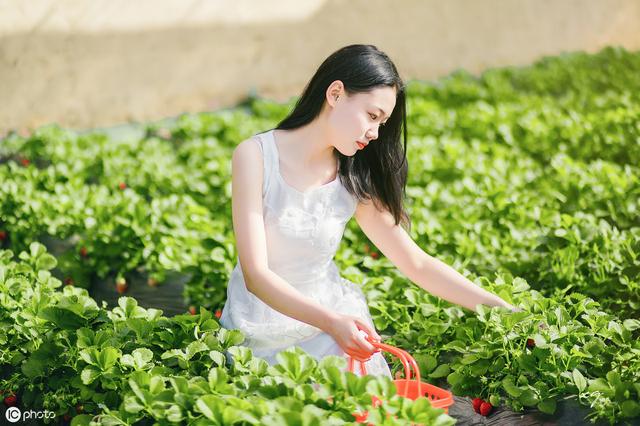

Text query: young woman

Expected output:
[219,44,519,378]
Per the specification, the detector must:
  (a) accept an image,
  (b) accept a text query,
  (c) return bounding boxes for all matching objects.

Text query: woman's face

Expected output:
[326,84,397,156]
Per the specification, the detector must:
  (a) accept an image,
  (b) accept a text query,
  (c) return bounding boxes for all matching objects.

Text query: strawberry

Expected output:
[118,182,127,190]
[526,338,536,349]
[215,309,222,319]
[147,277,159,287]
[64,277,74,286]
[80,246,88,258]
[479,401,493,416]
[75,403,84,413]
[116,277,128,294]
[0,230,6,241]
[189,306,197,315]
[370,251,379,259]
[3,392,18,407]
[20,158,30,167]
[472,397,484,413]
[363,244,370,253]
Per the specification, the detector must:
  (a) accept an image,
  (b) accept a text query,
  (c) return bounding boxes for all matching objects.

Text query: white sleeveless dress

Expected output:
[219,129,392,378]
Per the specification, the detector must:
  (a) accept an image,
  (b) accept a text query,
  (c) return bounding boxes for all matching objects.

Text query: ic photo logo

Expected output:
[5,407,21,423]
[5,407,56,423]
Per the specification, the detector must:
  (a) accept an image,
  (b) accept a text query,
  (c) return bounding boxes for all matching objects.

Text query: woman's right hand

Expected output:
[325,313,381,361]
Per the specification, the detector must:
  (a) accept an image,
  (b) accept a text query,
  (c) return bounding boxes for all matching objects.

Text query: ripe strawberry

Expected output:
[526,338,536,349]
[147,277,159,287]
[0,230,6,241]
[3,392,18,407]
[479,401,493,416]
[64,277,74,286]
[189,306,197,315]
[116,278,128,294]
[472,397,484,413]
[20,158,30,167]
[370,251,379,259]
[215,309,222,319]
[80,246,88,258]
[118,182,127,190]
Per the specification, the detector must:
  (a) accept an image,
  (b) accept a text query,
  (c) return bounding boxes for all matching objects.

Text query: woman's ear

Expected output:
[326,80,344,107]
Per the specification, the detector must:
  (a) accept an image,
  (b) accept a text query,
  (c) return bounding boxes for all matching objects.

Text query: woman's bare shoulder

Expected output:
[232,135,263,164]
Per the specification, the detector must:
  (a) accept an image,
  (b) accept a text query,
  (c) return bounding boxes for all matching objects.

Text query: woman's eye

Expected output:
[369,113,377,120]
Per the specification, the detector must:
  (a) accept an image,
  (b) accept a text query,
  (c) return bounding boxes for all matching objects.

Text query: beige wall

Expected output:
[1,0,639,133]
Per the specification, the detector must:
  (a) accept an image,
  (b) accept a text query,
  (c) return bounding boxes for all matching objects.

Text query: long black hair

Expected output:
[275,44,410,231]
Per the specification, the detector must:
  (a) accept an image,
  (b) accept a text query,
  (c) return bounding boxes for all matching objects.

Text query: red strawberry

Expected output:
[116,277,128,294]
[526,338,535,349]
[20,158,30,167]
[189,306,197,315]
[0,230,6,241]
[215,309,222,319]
[3,393,17,407]
[370,251,379,259]
[472,397,484,413]
[64,277,74,286]
[118,182,127,190]
[147,277,159,287]
[80,246,88,258]
[480,401,493,416]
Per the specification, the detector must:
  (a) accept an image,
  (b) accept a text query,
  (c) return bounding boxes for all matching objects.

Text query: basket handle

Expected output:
[348,337,422,397]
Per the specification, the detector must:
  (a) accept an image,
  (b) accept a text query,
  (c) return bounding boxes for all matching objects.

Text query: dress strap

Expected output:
[256,129,277,198]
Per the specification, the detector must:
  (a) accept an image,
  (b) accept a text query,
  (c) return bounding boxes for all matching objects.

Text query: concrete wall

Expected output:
[1,0,639,133]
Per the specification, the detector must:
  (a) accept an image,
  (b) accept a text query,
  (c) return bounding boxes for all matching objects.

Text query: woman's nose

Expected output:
[366,127,378,141]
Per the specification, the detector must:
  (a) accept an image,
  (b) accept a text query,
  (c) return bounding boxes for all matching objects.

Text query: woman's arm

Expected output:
[354,199,519,313]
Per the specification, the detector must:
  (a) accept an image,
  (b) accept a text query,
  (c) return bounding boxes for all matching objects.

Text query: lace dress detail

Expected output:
[219,129,392,378]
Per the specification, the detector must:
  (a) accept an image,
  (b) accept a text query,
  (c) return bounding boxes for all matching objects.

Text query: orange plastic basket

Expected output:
[349,336,454,423]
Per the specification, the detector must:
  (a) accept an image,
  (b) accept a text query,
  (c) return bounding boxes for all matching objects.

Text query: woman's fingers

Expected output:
[354,319,382,341]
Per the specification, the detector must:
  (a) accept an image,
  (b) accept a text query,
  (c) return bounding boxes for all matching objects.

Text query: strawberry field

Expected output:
[1,46,639,425]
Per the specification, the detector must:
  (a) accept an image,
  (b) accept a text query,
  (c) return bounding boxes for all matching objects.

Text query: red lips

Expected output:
[356,141,367,149]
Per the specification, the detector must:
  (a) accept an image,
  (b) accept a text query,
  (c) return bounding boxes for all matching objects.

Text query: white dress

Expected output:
[219,129,392,379]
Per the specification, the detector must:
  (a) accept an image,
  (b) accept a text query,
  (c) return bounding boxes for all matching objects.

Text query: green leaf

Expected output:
[537,398,557,414]
[70,414,94,426]
[123,395,145,413]
[428,363,450,378]
[572,368,587,393]
[97,347,121,370]
[620,400,640,418]
[518,389,539,407]
[195,394,225,423]
[502,377,523,397]
[447,372,464,387]
[622,319,640,331]
[36,253,57,271]
[39,306,85,329]
[81,367,101,385]
[209,350,226,367]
